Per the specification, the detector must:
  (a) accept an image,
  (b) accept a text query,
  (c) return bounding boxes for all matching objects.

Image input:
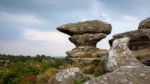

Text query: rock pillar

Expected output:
[57,20,112,74]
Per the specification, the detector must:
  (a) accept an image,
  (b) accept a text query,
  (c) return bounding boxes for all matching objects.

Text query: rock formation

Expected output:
[57,20,112,74]
[85,17,150,84]
[57,20,111,58]
[106,37,143,72]
[85,36,150,84]
[109,18,150,66]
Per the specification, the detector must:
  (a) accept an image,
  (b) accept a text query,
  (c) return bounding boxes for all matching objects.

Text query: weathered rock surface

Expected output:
[49,67,83,84]
[106,37,143,72]
[69,33,106,47]
[57,20,112,36]
[67,47,108,58]
[84,66,150,84]
[138,17,150,29]
[109,29,150,66]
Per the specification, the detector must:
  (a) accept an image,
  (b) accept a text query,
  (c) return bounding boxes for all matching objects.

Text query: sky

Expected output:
[0,0,150,56]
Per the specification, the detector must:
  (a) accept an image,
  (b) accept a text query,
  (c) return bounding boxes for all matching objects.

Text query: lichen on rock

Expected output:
[106,37,143,72]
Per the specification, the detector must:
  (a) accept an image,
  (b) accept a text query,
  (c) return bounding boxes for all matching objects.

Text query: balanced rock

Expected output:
[57,20,111,36]
[49,67,83,84]
[57,20,112,74]
[57,20,111,58]
[138,17,150,29]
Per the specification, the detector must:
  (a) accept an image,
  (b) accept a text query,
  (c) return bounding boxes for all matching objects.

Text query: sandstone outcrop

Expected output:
[106,37,143,72]
[57,20,111,58]
[109,18,150,66]
[57,20,112,74]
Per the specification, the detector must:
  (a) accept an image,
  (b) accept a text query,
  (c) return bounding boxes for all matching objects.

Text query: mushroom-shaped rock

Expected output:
[139,17,150,29]
[57,20,112,74]
[57,20,112,36]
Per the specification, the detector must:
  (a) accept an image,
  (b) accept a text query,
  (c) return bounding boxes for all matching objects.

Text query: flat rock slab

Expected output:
[84,66,150,84]
[57,20,112,36]
[110,29,150,45]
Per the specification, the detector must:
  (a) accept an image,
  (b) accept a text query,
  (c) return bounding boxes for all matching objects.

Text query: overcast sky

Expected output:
[0,0,150,56]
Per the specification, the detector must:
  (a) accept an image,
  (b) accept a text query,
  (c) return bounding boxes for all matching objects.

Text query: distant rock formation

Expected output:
[57,20,112,74]
[0,60,11,67]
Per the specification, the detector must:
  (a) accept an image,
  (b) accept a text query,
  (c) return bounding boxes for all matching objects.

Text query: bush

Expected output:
[75,76,91,84]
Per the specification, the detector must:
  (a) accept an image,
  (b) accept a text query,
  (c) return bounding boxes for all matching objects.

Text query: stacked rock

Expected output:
[57,20,111,58]
[57,20,112,73]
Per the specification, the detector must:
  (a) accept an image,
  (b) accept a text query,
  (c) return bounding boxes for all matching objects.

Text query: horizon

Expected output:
[0,0,150,57]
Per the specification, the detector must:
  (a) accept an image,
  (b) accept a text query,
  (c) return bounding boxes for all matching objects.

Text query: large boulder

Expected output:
[84,66,150,84]
[57,20,112,36]
[106,37,143,72]
[138,17,150,29]
[49,67,83,84]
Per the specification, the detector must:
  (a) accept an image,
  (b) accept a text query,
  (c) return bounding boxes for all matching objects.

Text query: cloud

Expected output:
[111,15,140,36]
[0,11,45,25]
[0,28,75,56]
[0,40,73,56]
[23,28,70,44]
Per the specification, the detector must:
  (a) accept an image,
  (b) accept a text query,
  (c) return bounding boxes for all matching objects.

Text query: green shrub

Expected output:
[75,76,91,84]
